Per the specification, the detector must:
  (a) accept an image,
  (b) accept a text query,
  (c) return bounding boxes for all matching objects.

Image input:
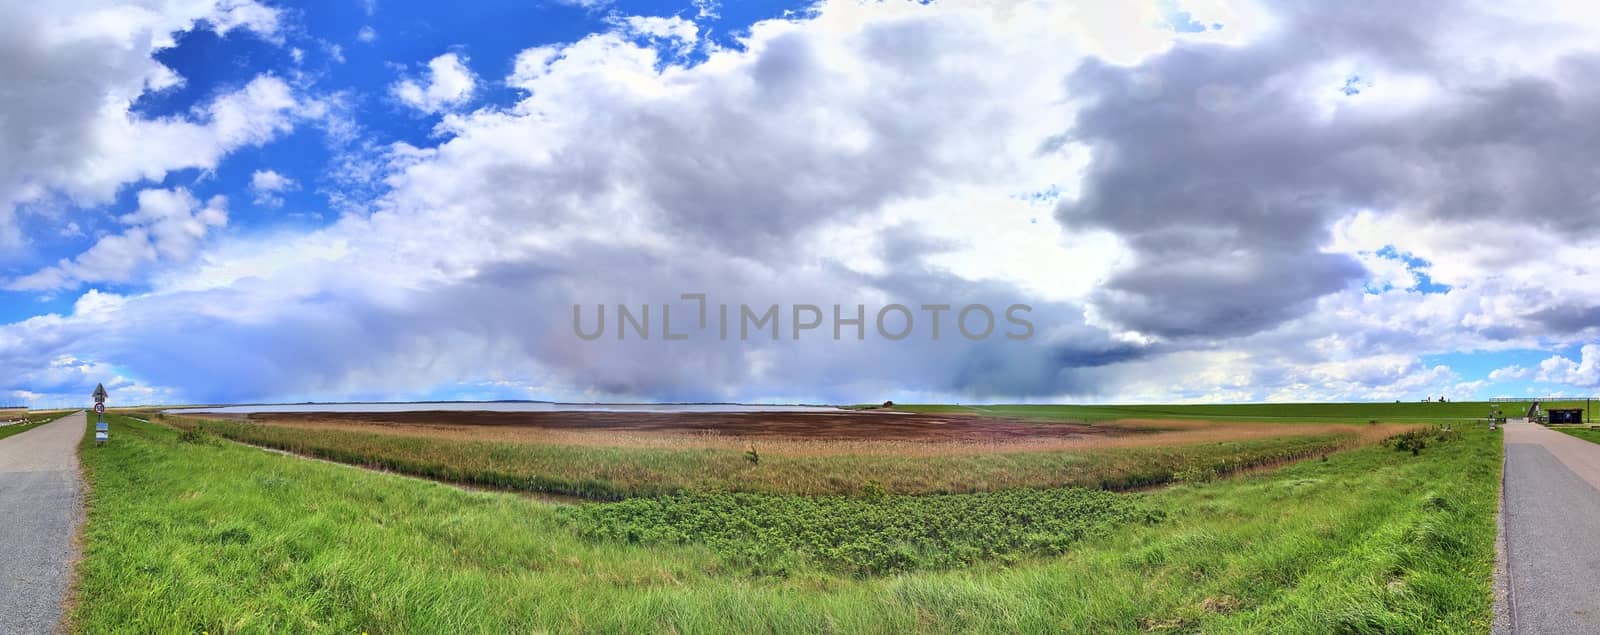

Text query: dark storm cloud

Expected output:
[1057,1,1600,340]
[1527,304,1600,334]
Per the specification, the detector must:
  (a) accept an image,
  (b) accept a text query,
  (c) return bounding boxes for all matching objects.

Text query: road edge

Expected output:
[56,412,89,635]
[1492,425,1515,635]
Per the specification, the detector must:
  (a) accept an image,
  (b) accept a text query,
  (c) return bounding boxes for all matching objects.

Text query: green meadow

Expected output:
[72,413,1499,633]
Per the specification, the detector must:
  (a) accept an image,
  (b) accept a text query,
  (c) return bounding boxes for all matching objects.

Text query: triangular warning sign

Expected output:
[92,383,108,403]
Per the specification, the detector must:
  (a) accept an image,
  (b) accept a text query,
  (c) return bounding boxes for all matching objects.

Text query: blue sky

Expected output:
[2,0,804,321]
[5,0,1600,408]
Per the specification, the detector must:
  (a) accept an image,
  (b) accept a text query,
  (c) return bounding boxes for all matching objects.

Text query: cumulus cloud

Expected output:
[1539,345,1600,387]
[11,1,1600,406]
[391,53,477,114]
[6,188,227,291]
[249,169,297,206]
[1059,1,1600,345]
[2,3,1161,404]
[1490,365,1532,382]
[0,0,292,248]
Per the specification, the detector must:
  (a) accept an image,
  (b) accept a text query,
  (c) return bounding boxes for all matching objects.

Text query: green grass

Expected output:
[0,409,75,441]
[888,401,1524,424]
[165,416,1361,498]
[75,415,1498,633]
[1554,427,1600,445]
[565,488,1162,577]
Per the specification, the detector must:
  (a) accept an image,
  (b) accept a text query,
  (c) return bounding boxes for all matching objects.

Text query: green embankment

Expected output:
[74,415,1498,633]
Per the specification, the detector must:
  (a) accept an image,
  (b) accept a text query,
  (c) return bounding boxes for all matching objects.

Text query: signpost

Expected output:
[93,383,108,445]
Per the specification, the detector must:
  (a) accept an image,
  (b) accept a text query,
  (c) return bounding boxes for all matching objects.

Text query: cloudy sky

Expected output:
[5,0,1600,408]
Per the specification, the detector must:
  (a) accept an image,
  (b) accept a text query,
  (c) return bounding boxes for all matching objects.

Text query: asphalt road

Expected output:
[0,412,86,635]
[1500,421,1600,634]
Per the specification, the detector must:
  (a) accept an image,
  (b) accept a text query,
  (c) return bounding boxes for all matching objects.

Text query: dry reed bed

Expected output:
[162,413,1424,498]
[176,413,1422,457]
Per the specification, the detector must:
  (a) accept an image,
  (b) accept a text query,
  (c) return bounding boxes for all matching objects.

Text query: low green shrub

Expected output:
[1386,426,1462,455]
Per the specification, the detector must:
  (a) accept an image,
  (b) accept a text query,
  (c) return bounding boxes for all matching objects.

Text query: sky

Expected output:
[4,0,1600,408]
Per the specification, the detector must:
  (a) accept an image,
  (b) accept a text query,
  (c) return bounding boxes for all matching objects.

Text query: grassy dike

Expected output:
[74,415,1499,633]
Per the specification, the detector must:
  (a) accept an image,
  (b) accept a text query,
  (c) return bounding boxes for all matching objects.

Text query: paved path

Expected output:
[0,412,86,635]
[1500,421,1600,634]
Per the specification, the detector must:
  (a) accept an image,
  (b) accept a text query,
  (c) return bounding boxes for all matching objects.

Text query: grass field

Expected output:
[74,414,1498,633]
[886,401,1543,423]
[1555,427,1600,445]
[0,409,75,441]
[161,415,1414,498]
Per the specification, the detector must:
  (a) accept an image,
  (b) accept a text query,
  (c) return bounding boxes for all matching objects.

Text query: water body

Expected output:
[174,402,847,415]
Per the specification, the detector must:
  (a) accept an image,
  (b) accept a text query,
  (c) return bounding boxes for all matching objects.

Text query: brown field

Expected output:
[178,409,1420,457]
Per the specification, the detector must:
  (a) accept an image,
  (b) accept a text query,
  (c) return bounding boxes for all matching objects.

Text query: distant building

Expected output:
[1549,408,1584,424]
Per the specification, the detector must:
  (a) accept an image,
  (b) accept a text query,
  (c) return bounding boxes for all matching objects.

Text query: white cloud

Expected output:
[10,0,1600,405]
[249,169,297,206]
[692,0,720,20]
[357,25,376,43]
[554,0,614,10]
[391,53,478,114]
[1490,365,1532,382]
[1539,346,1600,387]
[251,169,293,192]
[208,0,282,41]
[6,188,227,291]
[615,15,698,55]
[0,0,288,248]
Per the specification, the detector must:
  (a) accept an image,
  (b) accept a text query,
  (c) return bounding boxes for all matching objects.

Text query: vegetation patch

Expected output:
[166,416,1366,498]
[1555,427,1600,445]
[1384,425,1464,455]
[892,401,1513,424]
[564,488,1162,576]
[75,413,1498,632]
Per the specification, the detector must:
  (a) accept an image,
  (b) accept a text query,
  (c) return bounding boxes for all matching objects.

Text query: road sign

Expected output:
[92,383,108,404]
[93,402,105,415]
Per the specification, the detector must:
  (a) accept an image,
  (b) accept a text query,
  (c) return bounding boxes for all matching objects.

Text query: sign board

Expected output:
[95,431,108,445]
[92,383,108,404]
[93,402,105,415]
[96,422,108,432]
